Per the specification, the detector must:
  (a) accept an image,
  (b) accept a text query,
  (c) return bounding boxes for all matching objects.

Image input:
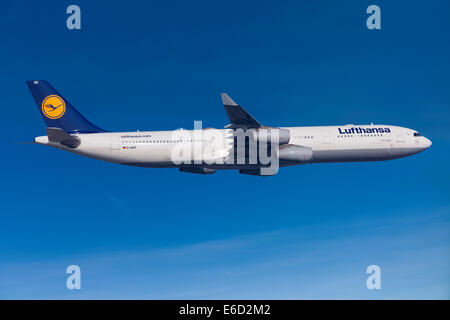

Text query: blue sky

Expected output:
[0,0,449,299]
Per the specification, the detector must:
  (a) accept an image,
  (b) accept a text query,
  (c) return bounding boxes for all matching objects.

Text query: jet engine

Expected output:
[179,167,216,174]
[278,145,313,163]
[239,168,278,176]
[236,127,290,145]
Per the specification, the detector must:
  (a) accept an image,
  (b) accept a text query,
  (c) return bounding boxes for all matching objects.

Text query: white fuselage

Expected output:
[34,124,432,169]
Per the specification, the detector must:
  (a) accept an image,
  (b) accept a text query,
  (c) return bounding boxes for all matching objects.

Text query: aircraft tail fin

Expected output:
[26,80,106,134]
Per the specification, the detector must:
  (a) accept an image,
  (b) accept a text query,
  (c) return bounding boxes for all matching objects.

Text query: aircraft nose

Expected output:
[423,137,432,148]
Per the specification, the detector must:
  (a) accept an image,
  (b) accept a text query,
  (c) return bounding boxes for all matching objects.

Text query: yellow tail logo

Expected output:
[42,95,66,119]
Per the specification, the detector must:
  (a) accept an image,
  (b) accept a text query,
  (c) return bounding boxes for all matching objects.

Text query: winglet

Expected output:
[221,93,238,106]
[220,93,262,129]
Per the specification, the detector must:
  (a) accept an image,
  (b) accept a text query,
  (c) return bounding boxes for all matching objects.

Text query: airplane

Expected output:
[26,80,432,176]
[45,104,62,111]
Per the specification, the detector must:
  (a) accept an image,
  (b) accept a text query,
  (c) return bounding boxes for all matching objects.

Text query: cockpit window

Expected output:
[414,132,421,137]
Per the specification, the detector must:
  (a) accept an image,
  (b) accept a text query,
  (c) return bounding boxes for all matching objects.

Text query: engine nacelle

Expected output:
[242,127,290,145]
[239,168,278,176]
[278,145,313,163]
[179,167,216,174]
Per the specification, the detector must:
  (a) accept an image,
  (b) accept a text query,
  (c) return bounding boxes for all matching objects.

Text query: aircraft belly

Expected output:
[312,148,390,162]
[147,146,170,162]
[312,146,424,163]
[132,145,174,167]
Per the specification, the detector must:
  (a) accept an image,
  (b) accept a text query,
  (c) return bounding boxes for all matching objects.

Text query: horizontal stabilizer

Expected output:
[221,93,261,129]
[46,127,80,148]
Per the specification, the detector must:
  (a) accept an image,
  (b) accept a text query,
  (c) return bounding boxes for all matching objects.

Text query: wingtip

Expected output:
[221,93,238,106]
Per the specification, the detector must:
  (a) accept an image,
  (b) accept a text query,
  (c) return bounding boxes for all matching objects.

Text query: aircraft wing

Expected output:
[221,93,262,129]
